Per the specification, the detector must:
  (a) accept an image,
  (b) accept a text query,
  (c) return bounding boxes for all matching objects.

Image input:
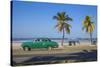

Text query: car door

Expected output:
[41,39,48,48]
[32,40,39,48]
[31,41,36,48]
[37,40,43,48]
[34,39,43,48]
[41,41,46,48]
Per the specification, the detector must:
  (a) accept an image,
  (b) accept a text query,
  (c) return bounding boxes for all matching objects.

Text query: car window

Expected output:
[41,39,45,42]
[42,39,51,42]
[47,39,51,41]
[45,40,48,42]
[35,39,40,42]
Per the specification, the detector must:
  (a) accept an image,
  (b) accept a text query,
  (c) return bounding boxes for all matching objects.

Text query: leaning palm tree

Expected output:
[82,16,95,45]
[53,12,72,46]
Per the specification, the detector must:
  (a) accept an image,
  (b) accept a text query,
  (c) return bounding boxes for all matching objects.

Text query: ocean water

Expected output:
[12,38,97,43]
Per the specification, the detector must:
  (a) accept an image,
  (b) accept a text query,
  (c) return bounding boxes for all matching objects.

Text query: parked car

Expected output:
[21,38,58,51]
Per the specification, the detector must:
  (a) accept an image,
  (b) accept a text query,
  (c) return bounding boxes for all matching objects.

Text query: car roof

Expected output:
[35,38,50,40]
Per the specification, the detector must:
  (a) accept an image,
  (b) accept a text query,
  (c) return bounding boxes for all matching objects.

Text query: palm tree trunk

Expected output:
[90,32,92,45]
[61,28,65,46]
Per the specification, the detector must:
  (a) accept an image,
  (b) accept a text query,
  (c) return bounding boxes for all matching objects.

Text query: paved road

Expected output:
[12,50,97,65]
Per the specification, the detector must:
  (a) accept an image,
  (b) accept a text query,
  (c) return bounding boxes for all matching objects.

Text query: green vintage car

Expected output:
[21,38,58,51]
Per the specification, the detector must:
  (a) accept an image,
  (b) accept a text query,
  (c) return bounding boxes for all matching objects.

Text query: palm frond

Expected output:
[65,27,70,34]
[66,15,73,21]
[53,16,58,19]
[91,23,95,30]
[55,23,59,28]
[58,23,64,32]
[89,23,95,32]
[61,12,66,20]
[57,12,62,20]
[53,16,60,20]
[64,23,71,33]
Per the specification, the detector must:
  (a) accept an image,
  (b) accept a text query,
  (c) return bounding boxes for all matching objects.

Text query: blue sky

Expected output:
[12,1,97,38]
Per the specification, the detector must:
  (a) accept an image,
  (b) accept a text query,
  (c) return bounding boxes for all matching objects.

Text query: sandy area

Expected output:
[12,42,97,56]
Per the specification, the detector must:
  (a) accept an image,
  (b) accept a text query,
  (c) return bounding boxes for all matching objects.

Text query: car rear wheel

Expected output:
[23,47,31,51]
[48,47,52,50]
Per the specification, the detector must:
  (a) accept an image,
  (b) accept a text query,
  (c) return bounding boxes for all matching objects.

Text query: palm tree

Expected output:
[53,12,72,46]
[82,16,95,45]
